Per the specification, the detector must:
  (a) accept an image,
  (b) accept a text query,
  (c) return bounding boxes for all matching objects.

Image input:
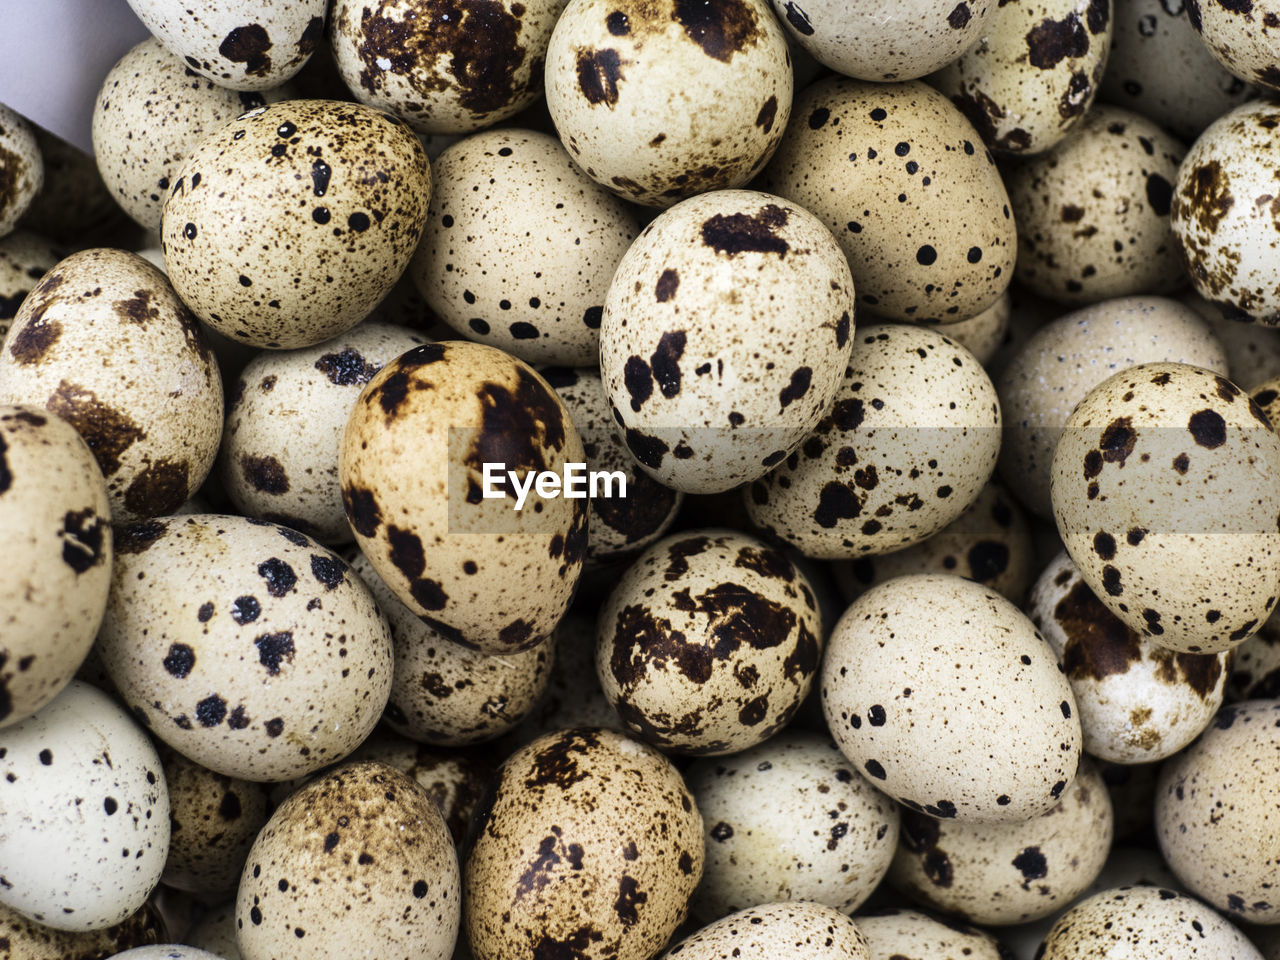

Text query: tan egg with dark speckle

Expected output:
[0,231,62,341]
[1183,0,1280,93]
[938,290,1010,367]
[0,104,42,239]
[0,899,165,960]
[854,908,1008,959]
[661,902,869,959]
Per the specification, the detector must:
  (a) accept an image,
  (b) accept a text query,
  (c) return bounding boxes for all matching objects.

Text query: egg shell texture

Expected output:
[939,289,1011,367]
[0,104,42,240]
[0,231,62,341]
[662,901,869,959]
[1185,0,1280,91]
[0,899,166,959]
[853,907,1010,960]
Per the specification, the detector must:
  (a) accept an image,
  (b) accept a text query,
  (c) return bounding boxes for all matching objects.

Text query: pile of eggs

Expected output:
[5,0,1280,956]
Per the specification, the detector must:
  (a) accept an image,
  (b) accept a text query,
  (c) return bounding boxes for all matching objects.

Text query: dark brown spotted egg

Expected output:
[1050,362,1280,653]
[465,728,703,960]
[161,99,431,350]
[0,231,62,340]
[236,760,459,959]
[0,682,169,931]
[822,574,1082,823]
[97,514,392,781]
[339,340,587,654]
[0,249,223,521]
[747,323,1001,559]
[1183,0,1280,93]
[1029,551,1230,763]
[411,129,639,366]
[596,529,823,756]
[1009,106,1186,303]
[599,189,854,494]
[0,104,42,239]
[854,908,1010,960]
[124,0,326,90]
[0,899,165,959]
[330,0,560,134]
[544,0,793,206]
[662,902,869,959]
[763,78,1015,324]
[0,406,111,729]
[220,323,427,544]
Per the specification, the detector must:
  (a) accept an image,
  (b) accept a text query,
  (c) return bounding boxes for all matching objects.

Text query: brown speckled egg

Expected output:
[544,0,793,206]
[1039,885,1264,959]
[124,0,326,90]
[411,129,639,366]
[350,551,554,745]
[998,296,1227,518]
[597,529,823,756]
[1009,106,1186,303]
[1226,621,1280,701]
[1157,700,1280,925]
[516,610,622,742]
[236,760,459,959]
[1029,551,1229,763]
[747,323,1001,559]
[0,104,42,239]
[1183,0,1280,92]
[942,290,1011,367]
[1050,362,1280,653]
[0,231,62,340]
[764,78,1014,324]
[854,907,1009,960]
[97,514,392,781]
[339,340,587,654]
[161,99,431,350]
[0,899,165,959]
[599,189,853,494]
[221,323,427,544]
[466,728,702,960]
[687,732,898,920]
[822,574,1083,823]
[0,249,223,521]
[0,406,111,729]
[663,902,869,959]
[330,0,560,134]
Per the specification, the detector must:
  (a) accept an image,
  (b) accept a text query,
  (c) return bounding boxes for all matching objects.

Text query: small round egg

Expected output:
[597,529,824,755]
[1050,362,1280,653]
[1184,0,1280,92]
[1226,621,1280,701]
[0,681,168,931]
[0,899,165,959]
[661,902,869,959]
[854,907,1016,959]
[0,231,62,340]
[1188,293,1280,391]
[465,728,703,960]
[940,290,1011,367]
[0,248,223,520]
[821,573,1083,823]
[0,104,42,239]
[516,610,621,742]
[411,129,639,366]
[161,99,431,350]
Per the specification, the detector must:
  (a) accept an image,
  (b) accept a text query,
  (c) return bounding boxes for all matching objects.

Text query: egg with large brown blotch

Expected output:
[1183,0,1280,93]
[0,231,62,340]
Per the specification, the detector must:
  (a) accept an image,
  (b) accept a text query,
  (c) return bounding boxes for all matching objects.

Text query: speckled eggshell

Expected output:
[339,341,587,654]
[97,514,393,781]
[599,189,853,494]
[0,231,62,340]
[687,732,898,920]
[350,551,554,745]
[0,899,166,959]
[0,104,42,239]
[998,296,1228,518]
[1029,551,1229,763]
[236,760,459,959]
[1226,620,1280,700]
[0,248,223,521]
[411,129,639,366]
[662,902,869,960]
[822,573,1082,823]
[544,0,793,206]
[161,99,431,350]
[1100,0,1253,141]
[543,368,683,564]
[0,406,112,729]
[124,0,326,90]
[770,0,994,81]
[854,907,1011,960]
[516,611,622,742]
[1187,293,1280,391]
[465,728,703,960]
[1039,885,1264,959]
[890,758,1112,925]
[764,78,1014,324]
[0,681,168,931]
[939,289,1011,367]
[1050,362,1280,653]
[597,529,823,755]
[330,0,560,134]
[109,946,225,959]
[1008,106,1186,303]
[1171,99,1280,324]
[1184,0,1280,91]
[220,322,427,544]
[747,323,1001,559]
[1156,700,1280,925]
[929,0,1111,155]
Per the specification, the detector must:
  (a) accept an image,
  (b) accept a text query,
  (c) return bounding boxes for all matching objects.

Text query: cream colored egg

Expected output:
[516,610,621,742]
[854,908,1009,960]
[162,99,431,350]
[821,574,1083,823]
[661,902,869,960]
[97,514,392,781]
[1050,362,1280,653]
[0,231,62,340]
[0,104,42,239]
[747,323,1001,559]
[941,289,1011,366]
[340,340,587,654]
[411,129,639,366]
[1186,292,1280,391]
[0,899,165,959]
[1185,0,1280,91]
[0,249,223,520]
[764,78,1015,324]
[545,0,793,206]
